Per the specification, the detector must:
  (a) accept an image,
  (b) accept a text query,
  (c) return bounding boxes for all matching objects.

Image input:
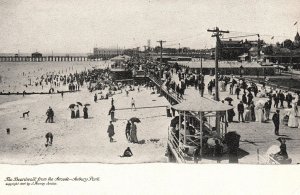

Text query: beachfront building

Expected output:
[249,47,261,62]
[31,52,42,58]
[259,32,300,68]
[220,39,245,60]
[172,60,275,76]
[31,52,43,62]
[154,56,192,63]
[263,48,300,66]
[93,48,124,59]
[210,39,265,61]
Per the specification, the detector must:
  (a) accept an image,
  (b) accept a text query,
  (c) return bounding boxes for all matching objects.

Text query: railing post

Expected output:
[199,111,203,158]
[257,148,260,164]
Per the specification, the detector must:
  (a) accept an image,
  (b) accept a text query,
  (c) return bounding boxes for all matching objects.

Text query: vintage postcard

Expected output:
[0,0,300,193]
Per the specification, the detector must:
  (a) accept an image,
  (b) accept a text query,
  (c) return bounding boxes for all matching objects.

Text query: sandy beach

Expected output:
[0,61,171,164]
[0,83,170,164]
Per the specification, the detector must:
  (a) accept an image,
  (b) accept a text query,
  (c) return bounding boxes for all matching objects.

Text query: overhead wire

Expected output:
[225,30,290,39]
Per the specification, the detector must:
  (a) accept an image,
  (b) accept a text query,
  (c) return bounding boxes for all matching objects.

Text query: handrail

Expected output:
[169,129,186,163]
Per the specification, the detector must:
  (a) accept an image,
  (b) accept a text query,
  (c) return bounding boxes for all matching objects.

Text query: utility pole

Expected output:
[207,27,229,101]
[157,40,166,82]
[257,34,260,59]
[143,45,148,61]
[208,27,229,138]
[136,47,140,59]
[200,55,203,74]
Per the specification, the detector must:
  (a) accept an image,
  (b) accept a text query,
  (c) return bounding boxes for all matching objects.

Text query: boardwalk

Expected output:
[149,73,300,164]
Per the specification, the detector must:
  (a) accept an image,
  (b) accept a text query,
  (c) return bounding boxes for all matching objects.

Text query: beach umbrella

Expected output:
[130,117,141,123]
[224,97,233,102]
[77,102,83,106]
[69,104,76,109]
[84,103,91,106]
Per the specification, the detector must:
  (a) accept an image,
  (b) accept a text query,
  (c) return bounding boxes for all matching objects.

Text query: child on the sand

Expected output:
[45,132,53,147]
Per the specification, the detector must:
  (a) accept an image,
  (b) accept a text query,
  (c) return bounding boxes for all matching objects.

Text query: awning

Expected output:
[110,55,131,61]
[273,65,286,69]
[172,97,233,112]
[238,54,248,58]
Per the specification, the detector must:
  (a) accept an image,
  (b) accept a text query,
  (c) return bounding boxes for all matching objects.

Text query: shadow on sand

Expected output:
[199,148,250,163]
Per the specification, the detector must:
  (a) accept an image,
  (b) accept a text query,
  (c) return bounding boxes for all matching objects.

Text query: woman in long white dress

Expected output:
[261,86,266,95]
[256,108,265,122]
[220,81,226,92]
[255,100,265,123]
[288,103,298,127]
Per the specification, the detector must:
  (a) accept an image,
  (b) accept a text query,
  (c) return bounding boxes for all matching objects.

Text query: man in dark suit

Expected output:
[272,110,280,135]
[237,101,244,122]
[278,91,285,108]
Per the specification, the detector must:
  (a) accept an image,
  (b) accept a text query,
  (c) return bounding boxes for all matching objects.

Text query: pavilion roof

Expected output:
[172,97,233,112]
[111,55,131,61]
[174,60,267,68]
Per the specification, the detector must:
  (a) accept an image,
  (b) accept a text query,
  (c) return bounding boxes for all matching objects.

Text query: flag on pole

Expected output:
[294,21,298,25]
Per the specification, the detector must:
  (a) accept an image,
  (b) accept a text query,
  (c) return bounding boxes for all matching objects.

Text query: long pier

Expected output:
[0,90,80,96]
[0,56,103,62]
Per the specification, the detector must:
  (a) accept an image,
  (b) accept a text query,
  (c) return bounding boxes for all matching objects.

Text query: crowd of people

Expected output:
[13,56,298,162]
[134,59,299,163]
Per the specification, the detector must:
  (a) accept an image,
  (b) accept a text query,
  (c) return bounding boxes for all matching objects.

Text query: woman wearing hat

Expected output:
[276,138,288,159]
[288,102,299,128]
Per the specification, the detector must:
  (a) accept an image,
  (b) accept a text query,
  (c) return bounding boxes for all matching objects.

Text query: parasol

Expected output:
[84,103,91,106]
[255,99,268,109]
[224,97,233,102]
[276,137,285,142]
[130,117,141,123]
[77,102,83,106]
[69,104,76,109]
[207,138,217,147]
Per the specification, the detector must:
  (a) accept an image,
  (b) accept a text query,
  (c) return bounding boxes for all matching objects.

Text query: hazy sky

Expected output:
[0,0,299,53]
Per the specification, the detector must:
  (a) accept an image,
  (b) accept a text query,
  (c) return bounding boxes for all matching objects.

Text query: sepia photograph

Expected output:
[0,0,300,168]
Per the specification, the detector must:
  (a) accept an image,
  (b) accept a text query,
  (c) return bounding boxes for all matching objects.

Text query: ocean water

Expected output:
[0,61,110,104]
